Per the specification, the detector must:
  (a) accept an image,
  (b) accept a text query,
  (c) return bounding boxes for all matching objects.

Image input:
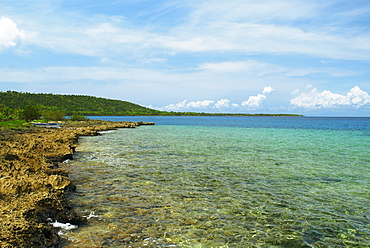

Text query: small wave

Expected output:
[82,210,103,220]
[98,130,116,134]
[48,219,78,230]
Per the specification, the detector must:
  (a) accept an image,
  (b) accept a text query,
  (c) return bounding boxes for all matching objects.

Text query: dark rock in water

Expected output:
[320,177,342,183]
[137,121,155,125]
[62,153,73,161]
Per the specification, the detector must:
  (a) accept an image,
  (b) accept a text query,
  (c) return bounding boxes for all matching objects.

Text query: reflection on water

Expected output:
[63,124,370,247]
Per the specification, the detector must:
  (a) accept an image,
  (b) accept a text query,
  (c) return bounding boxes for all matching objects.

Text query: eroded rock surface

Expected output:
[0,120,146,247]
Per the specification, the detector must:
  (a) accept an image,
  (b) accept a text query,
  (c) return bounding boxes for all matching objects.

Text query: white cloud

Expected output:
[157,91,275,111]
[187,100,215,109]
[158,86,276,111]
[155,18,370,60]
[6,1,370,61]
[159,99,215,111]
[84,22,146,44]
[262,86,274,94]
[182,1,370,60]
[241,94,267,108]
[0,17,25,51]
[347,86,370,105]
[214,99,231,108]
[160,100,188,111]
[240,86,275,109]
[156,98,243,112]
[290,86,370,109]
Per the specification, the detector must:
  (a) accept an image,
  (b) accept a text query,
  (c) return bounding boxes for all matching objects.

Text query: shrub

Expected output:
[20,105,42,122]
[70,113,88,121]
[43,110,66,121]
[0,106,15,120]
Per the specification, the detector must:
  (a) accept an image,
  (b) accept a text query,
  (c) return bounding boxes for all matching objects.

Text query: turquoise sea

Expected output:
[63,116,370,247]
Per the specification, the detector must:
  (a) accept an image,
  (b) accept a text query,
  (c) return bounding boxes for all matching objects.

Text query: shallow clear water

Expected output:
[63,117,370,247]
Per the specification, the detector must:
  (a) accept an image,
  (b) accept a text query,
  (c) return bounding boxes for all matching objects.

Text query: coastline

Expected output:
[0,120,154,248]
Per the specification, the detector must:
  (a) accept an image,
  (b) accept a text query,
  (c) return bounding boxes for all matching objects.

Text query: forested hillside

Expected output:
[0,91,162,116]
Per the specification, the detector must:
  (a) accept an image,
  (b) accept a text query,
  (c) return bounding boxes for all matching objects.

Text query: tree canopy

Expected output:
[0,91,162,116]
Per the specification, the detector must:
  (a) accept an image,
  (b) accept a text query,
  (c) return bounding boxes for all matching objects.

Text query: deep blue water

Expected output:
[89,116,370,131]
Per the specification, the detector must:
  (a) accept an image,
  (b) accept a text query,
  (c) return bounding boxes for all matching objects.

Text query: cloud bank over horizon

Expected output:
[291,86,370,110]
[1,0,370,116]
[151,86,276,112]
[151,86,370,114]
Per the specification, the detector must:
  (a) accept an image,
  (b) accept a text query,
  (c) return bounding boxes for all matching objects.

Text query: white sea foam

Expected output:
[82,210,102,220]
[98,130,116,134]
[50,221,78,230]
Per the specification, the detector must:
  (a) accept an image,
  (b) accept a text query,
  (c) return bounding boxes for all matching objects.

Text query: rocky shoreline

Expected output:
[0,120,154,248]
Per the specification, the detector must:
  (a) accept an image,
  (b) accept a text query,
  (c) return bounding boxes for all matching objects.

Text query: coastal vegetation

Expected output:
[0,91,303,120]
[0,91,162,116]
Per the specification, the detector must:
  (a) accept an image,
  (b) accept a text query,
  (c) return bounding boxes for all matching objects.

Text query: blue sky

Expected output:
[1,0,370,116]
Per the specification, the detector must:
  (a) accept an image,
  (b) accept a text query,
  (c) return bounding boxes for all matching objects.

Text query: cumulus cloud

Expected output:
[157,99,239,112]
[347,86,370,105]
[159,100,215,111]
[157,86,275,112]
[0,17,25,51]
[241,86,274,108]
[290,86,370,109]
[214,99,231,108]
[186,100,215,109]
[262,86,274,94]
[241,94,267,108]
[160,100,187,111]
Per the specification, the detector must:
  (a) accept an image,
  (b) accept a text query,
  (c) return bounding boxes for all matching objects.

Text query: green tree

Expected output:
[0,105,14,120]
[20,105,42,121]
[70,113,88,121]
[43,110,65,121]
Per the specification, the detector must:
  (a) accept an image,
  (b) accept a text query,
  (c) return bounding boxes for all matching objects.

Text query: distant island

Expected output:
[0,91,303,117]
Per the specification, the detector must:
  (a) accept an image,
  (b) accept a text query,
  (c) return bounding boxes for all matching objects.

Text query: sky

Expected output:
[1,0,370,116]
